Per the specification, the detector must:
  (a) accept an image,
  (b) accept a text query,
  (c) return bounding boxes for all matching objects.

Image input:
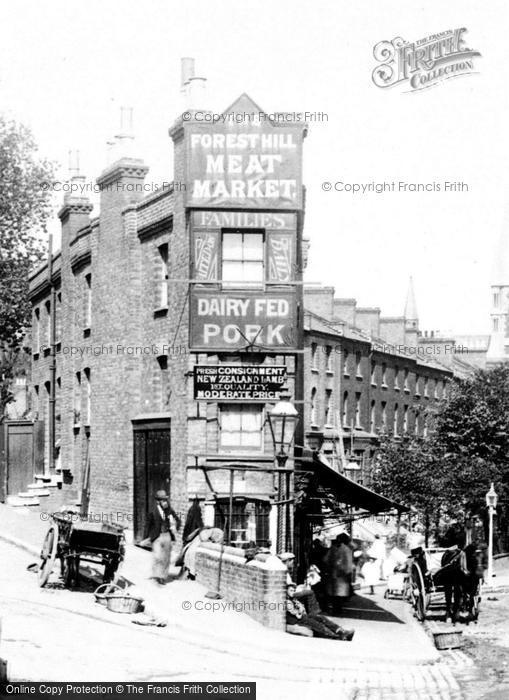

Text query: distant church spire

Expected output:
[404,276,419,330]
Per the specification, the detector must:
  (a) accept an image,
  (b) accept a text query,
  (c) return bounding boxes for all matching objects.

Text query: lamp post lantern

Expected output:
[268,394,298,553]
[485,482,498,582]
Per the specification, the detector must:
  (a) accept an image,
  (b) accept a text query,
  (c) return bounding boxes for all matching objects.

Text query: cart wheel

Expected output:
[410,562,428,622]
[38,523,59,587]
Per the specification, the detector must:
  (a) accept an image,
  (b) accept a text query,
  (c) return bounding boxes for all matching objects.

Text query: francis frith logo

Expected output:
[372,28,481,91]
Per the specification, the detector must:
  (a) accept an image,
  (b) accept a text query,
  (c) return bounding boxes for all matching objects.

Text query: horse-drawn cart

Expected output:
[409,546,482,623]
[38,511,126,588]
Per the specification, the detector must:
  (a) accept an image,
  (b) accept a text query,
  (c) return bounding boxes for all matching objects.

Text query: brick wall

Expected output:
[195,542,287,630]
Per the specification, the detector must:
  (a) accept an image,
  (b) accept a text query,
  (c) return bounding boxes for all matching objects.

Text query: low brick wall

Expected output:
[195,543,287,631]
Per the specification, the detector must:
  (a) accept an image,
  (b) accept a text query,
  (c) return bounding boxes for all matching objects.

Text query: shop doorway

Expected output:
[132,419,171,543]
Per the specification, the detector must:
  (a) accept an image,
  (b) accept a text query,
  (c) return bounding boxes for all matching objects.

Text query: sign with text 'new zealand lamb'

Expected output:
[185,98,303,210]
[189,290,297,350]
[194,365,287,400]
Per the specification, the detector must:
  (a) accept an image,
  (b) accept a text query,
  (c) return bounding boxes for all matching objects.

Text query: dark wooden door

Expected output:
[5,421,35,496]
[133,422,171,543]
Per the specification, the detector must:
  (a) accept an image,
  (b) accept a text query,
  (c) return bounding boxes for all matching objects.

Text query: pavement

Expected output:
[0,502,489,698]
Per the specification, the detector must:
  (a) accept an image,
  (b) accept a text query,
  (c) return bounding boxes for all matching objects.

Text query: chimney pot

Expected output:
[68,149,80,179]
[181,57,195,87]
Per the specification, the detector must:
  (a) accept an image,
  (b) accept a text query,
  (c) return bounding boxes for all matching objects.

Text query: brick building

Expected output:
[302,285,454,482]
[28,70,306,553]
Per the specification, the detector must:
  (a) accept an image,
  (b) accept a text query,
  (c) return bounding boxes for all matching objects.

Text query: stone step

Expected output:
[34,473,62,486]
[26,484,51,497]
[6,494,40,507]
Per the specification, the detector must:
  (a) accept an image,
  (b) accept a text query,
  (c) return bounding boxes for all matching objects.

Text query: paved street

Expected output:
[0,536,464,699]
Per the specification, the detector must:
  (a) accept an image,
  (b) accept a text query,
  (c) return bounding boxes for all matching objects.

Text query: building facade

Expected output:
[29,85,307,552]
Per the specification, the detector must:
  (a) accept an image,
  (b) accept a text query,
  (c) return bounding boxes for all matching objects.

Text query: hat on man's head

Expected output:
[278,552,295,562]
[155,490,169,500]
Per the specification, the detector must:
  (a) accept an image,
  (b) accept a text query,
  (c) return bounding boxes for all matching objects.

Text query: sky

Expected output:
[0,0,506,335]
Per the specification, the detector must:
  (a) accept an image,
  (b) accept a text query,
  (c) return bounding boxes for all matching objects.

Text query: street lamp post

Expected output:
[485,483,498,583]
[268,393,298,553]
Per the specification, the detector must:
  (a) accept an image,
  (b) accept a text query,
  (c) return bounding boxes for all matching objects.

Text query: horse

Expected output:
[435,545,483,623]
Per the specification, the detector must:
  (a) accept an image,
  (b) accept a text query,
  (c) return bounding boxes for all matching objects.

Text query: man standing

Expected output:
[145,490,181,584]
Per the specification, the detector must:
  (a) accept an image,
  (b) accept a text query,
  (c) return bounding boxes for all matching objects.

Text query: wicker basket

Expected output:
[105,593,144,614]
[433,629,463,650]
[94,583,121,606]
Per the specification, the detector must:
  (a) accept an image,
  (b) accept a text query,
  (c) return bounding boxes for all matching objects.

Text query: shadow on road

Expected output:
[331,593,405,623]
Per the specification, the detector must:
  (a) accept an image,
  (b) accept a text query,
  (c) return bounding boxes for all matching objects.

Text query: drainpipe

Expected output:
[48,234,56,475]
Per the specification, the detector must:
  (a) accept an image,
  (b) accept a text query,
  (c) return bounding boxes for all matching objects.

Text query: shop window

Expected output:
[219,404,263,450]
[214,498,271,548]
[222,231,264,287]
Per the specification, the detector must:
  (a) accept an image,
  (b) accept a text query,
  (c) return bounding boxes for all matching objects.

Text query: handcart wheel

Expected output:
[38,523,59,587]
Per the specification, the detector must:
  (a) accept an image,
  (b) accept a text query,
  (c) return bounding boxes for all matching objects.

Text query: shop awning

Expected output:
[309,453,409,514]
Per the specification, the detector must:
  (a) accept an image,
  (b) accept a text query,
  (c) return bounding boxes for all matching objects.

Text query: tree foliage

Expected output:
[373,366,509,546]
[0,115,55,414]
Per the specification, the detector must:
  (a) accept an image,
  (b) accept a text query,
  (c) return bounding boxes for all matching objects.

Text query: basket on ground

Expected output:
[432,629,463,650]
[105,593,144,614]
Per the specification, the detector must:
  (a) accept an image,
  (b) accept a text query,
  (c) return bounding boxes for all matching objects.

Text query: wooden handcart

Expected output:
[38,511,126,588]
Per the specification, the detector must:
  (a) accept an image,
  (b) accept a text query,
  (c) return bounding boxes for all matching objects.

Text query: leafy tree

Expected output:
[371,430,445,544]
[373,366,509,549]
[0,115,54,416]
